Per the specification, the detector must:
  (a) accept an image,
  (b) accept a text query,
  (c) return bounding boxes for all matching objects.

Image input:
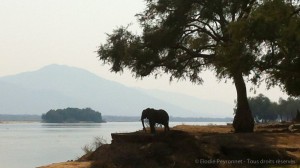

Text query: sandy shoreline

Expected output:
[38,161,92,168]
[0,121,40,124]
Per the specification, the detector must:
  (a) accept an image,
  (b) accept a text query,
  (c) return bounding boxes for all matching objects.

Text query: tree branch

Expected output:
[186,23,220,41]
[237,0,256,20]
[176,45,215,59]
[290,8,300,17]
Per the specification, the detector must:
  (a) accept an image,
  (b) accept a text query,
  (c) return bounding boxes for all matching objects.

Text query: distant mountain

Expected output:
[140,89,234,118]
[0,64,233,117]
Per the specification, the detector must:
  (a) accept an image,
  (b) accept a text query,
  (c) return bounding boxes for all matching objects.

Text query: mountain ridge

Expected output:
[0,64,233,117]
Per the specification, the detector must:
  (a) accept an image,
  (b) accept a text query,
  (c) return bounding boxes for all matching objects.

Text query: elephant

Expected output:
[141,108,170,134]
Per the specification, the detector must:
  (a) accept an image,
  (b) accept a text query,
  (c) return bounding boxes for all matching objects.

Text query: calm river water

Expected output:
[0,122,226,168]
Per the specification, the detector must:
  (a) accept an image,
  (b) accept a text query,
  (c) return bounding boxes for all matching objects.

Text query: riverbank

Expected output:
[40,123,300,168]
[0,121,39,124]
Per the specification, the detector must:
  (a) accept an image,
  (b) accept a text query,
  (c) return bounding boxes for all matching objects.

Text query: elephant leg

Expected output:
[164,124,170,132]
[150,122,156,134]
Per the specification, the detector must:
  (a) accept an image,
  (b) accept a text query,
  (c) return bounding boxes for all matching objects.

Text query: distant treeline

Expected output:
[42,108,104,123]
[246,94,300,122]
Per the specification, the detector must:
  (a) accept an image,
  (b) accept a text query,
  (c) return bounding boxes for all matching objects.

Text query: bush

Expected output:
[82,136,107,155]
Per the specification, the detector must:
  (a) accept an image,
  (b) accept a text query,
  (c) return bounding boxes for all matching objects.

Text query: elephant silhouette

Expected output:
[141,108,170,133]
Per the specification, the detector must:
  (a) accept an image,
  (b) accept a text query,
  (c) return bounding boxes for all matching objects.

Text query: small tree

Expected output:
[98,0,300,132]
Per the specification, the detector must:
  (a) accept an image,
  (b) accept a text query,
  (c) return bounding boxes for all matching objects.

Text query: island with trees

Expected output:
[41,108,104,123]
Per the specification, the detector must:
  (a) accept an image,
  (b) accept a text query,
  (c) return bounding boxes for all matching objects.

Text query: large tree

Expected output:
[98,0,300,132]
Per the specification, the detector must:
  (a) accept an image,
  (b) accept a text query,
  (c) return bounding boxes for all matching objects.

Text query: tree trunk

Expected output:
[232,73,254,133]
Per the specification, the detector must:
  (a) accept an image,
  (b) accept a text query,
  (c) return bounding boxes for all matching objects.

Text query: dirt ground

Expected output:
[39,123,300,168]
[38,162,92,168]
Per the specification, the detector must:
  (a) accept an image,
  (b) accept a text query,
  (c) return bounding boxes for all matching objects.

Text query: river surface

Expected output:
[0,122,226,168]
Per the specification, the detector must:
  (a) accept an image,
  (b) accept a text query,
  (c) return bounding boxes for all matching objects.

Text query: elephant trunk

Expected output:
[141,117,146,132]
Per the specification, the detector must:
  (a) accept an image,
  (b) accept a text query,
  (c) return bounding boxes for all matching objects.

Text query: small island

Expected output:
[42,108,104,123]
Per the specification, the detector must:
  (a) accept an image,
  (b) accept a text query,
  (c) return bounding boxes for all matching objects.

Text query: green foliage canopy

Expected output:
[98,0,300,95]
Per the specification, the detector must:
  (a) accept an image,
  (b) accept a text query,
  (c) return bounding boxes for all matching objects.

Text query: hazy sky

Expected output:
[0,0,288,106]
